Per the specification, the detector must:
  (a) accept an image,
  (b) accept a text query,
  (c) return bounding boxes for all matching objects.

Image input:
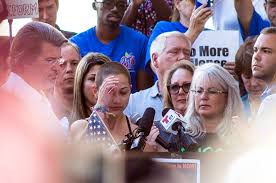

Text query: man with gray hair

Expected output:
[124,31,192,122]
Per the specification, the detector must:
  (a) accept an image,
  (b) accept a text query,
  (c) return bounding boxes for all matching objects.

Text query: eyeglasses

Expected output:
[167,83,191,95]
[96,0,128,11]
[191,87,227,96]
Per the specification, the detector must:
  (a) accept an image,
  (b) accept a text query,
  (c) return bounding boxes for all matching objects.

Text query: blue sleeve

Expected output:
[144,21,169,70]
[239,8,270,40]
[139,36,149,70]
[69,32,90,57]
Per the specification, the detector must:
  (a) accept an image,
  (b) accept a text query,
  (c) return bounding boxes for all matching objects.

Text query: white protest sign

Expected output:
[6,0,38,19]
[191,30,240,67]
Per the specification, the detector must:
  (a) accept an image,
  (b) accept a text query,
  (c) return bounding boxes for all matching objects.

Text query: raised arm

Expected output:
[121,0,144,27]
[234,0,254,38]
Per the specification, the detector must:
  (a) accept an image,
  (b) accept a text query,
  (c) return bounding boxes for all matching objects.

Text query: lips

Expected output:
[109,106,123,111]
[252,64,262,70]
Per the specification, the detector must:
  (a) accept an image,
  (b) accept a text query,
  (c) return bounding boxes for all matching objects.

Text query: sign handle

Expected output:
[8,19,13,45]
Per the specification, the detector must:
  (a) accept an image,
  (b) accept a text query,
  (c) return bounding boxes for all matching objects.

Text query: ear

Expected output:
[151,53,159,69]
[174,0,181,10]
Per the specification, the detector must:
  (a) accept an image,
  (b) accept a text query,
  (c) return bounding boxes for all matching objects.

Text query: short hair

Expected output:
[71,52,112,121]
[9,21,67,72]
[96,62,131,90]
[235,36,257,79]
[184,63,244,138]
[61,41,81,59]
[163,61,195,110]
[150,31,191,73]
[260,26,276,35]
[38,0,59,8]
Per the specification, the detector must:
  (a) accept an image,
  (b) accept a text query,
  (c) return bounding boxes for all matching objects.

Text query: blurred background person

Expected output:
[71,52,111,122]
[70,62,136,146]
[234,36,266,120]
[33,0,76,38]
[121,0,173,37]
[185,63,245,152]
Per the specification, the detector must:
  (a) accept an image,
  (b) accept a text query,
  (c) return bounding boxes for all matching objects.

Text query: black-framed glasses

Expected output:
[191,87,228,96]
[96,0,128,11]
[167,83,191,95]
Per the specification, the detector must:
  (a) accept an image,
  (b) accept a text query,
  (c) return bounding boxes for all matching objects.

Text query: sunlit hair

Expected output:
[9,21,67,73]
[150,31,191,74]
[184,63,244,138]
[171,0,195,21]
[61,41,81,59]
[96,62,131,90]
[71,52,112,122]
[163,61,195,110]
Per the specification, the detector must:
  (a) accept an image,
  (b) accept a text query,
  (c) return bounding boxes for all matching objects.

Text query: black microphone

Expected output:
[130,109,171,150]
[130,107,155,151]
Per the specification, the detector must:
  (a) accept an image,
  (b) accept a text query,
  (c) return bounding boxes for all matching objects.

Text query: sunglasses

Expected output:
[168,83,191,95]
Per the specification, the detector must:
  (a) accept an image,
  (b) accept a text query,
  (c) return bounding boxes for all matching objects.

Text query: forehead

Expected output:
[255,34,276,49]
[39,41,60,57]
[171,68,193,81]
[193,73,224,89]
[165,36,191,50]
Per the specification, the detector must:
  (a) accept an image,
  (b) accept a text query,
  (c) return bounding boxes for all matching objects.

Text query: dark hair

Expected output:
[9,21,67,72]
[38,0,59,8]
[96,62,131,89]
[235,36,257,78]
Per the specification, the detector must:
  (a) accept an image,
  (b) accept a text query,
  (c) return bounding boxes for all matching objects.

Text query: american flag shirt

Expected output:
[86,111,115,147]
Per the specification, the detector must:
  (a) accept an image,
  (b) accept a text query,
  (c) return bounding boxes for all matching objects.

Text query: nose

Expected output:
[199,91,209,100]
[112,93,121,104]
[250,77,259,88]
[41,8,48,20]
[65,63,73,73]
[253,49,261,63]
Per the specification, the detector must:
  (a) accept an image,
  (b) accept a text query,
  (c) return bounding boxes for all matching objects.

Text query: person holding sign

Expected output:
[184,63,245,152]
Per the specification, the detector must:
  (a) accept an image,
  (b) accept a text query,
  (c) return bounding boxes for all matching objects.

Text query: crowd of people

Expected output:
[1,0,276,182]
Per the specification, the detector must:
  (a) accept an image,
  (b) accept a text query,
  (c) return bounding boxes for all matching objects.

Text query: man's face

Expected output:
[96,0,128,28]
[24,41,61,92]
[265,0,276,26]
[55,45,80,94]
[154,36,191,77]
[252,33,276,83]
[33,0,58,26]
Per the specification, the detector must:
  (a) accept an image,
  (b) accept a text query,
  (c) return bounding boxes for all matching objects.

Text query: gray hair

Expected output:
[184,63,244,138]
[9,21,67,71]
[150,31,191,73]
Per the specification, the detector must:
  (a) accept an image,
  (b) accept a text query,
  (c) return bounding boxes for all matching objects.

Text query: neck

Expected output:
[51,87,73,119]
[105,112,125,131]
[202,116,222,133]
[179,16,190,28]
[96,23,120,44]
[157,77,164,94]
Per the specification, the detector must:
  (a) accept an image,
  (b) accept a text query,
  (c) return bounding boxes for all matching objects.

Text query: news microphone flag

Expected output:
[160,109,186,135]
[196,0,211,8]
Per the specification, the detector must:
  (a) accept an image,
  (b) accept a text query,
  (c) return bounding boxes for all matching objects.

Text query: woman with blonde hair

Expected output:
[70,52,111,122]
[184,63,245,151]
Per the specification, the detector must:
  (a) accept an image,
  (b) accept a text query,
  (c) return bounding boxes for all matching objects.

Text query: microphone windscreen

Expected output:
[138,107,155,136]
[162,108,170,117]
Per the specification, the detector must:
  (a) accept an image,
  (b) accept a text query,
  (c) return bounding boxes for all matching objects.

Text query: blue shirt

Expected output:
[124,81,163,122]
[145,21,189,69]
[241,94,251,119]
[239,8,270,39]
[70,25,148,92]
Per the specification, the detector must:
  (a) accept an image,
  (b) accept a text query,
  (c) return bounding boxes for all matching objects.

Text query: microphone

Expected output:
[160,108,198,152]
[130,107,155,151]
[130,111,171,150]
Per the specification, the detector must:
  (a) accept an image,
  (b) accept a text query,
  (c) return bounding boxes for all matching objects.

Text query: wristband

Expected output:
[93,104,109,113]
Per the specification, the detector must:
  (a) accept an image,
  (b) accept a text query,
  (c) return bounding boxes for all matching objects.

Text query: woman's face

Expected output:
[194,80,228,121]
[176,0,195,20]
[83,65,101,108]
[104,74,131,116]
[241,74,266,97]
[168,68,193,115]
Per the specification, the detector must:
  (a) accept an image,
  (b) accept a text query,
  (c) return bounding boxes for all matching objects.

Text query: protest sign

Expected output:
[6,0,38,19]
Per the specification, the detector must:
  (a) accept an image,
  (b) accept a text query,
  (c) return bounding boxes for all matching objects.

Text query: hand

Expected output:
[223,62,238,80]
[185,4,212,43]
[96,75,119,109]
[145,125,160,151]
